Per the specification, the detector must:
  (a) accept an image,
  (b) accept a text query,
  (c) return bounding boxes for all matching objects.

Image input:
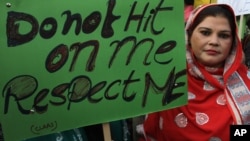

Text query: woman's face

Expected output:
[190,15,233,68]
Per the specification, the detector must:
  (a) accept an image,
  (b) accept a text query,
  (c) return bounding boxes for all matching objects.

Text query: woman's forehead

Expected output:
[196,16,231,31]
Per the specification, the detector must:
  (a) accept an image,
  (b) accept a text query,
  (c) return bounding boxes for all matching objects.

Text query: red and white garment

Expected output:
[138,4,250,141]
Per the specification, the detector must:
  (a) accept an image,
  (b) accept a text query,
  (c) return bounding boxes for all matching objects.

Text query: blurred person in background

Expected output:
[184,0,194,24]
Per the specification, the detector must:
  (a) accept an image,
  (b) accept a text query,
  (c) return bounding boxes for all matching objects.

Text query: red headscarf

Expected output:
[186,3,250,125]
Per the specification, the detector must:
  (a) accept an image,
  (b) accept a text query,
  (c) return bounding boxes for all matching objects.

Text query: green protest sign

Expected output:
[0,0,187,141]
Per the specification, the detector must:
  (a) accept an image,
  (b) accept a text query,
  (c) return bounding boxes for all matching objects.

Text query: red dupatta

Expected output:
[185,4,250,125]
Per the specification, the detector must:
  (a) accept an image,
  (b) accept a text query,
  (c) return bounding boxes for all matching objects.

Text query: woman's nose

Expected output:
[208,34,219,46]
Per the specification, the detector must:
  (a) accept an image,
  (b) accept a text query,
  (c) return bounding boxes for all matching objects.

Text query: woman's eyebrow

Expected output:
[220,30,231,33]
[197,27,231,33]
[196,27,211,30]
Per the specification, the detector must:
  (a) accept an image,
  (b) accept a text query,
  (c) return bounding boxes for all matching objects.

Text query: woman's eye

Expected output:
[219,33,230,39]
[200,30,210,36]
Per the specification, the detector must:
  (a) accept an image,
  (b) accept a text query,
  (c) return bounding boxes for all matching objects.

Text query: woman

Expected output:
[137,4,250,141]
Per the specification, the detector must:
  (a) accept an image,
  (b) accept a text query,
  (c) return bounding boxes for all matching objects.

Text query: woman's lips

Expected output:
[204,49,219,55]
